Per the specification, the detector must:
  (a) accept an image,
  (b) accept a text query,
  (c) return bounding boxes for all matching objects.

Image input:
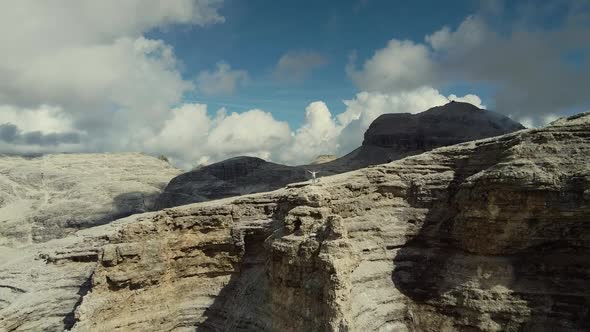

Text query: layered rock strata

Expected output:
[1,114,588,331]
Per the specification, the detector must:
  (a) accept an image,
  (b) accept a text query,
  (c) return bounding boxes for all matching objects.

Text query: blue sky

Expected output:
[147,0,483,126]
[142,0,590,128]
[0,1,589,167]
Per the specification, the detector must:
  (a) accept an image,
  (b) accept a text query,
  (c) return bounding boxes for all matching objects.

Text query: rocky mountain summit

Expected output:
[156,101,524,208]
[361,101,524,151]
[0,153,180,247]
[1,112,587,331]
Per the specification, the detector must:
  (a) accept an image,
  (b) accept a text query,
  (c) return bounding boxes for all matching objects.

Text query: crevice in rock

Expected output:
[63,274,93,331]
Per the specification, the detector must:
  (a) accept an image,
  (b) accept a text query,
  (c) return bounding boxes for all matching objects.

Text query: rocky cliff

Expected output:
[1,113,587,331]
[0,153,181,247]
[156,101,524,208]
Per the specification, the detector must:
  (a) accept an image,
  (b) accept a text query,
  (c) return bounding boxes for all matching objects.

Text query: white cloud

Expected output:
[13,37,191,124]
[1,1,222,51]
[140,86,485,168]
[274,51,327,82]
[144,104,291,169]
[448,94,485,108]
[517,113,561,129]
[280,102,340,164]
[425,15,487,52]
[0,105,75,133]
[207,109,291,157]
[518,117,535,129]
[0,0,509,169]
[0,1,224,154]
[346,40,435,92]
[347,6,590,125]
[196,62,250,95]
[145,104,211,159]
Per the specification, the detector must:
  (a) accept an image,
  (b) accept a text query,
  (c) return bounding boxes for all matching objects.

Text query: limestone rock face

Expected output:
[157,102,524,208]
[1,114,588,331]
[0,153,181,247]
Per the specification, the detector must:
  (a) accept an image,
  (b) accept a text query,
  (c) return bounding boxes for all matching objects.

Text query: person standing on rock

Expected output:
[307,170,320,184]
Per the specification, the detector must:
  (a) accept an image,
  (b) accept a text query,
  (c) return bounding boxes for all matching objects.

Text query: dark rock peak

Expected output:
[218,156,266,165]
[156,102,525,209]
[363,102,524,148]
[427,100,482,112]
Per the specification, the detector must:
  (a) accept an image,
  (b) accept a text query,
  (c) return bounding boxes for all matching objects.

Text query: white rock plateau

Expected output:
[0,153,180,247]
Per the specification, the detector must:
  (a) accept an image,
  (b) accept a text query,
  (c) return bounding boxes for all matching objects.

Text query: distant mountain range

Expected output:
[155,101,525,208]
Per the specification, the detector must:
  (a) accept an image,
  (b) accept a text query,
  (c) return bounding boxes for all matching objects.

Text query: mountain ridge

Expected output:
[0,111,586,331]
[156,101,524,208]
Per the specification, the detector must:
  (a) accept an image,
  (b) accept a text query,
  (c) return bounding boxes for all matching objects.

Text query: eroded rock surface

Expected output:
[157,101,524,208]
[0,153,181,247]
[1,114,588,331]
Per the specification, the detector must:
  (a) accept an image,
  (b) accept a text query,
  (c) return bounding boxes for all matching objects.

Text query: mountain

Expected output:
[0,153,180,247]
[156,101,524,208]
[1,112,587,331]
[155,156,305,208]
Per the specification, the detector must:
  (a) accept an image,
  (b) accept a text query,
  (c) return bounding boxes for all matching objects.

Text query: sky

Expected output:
[0,0,589,168]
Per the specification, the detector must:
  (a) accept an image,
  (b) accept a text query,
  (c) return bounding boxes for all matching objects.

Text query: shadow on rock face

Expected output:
[111,191,159,220]
[154,157,310,210]
[391,139,590,331]
[63,276,93,330]
[196,219,274,332]
[195,193,341,331]
[29,191,163,243]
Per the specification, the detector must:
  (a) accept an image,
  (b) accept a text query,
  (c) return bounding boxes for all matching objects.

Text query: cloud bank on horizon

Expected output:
[0,0,588,168]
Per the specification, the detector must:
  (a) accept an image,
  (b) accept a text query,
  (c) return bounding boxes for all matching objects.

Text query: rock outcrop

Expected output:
[0,153,180,247]
[1,113,587,331]
[156,101,524,208]
[362,101,524,149]
[155,156,305,208]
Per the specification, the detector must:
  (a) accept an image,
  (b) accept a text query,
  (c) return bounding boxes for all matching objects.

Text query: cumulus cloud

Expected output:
[207,109,291,158]
[274,51,328,82]
[448,94,485,108]
[517,113,561,129]
[0,0,548,168]
[196,62,250,95]
[425,15,487,53]
[346,40,435,92]
[0,0,224,155]
[0,104,84,154]
[347,3,590,125]
[279,102,340,164]
[144,104,291,169]
[141,87,484,169]
[427,12,590,125]
[0,123,80,146]
[0,105,75,133]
